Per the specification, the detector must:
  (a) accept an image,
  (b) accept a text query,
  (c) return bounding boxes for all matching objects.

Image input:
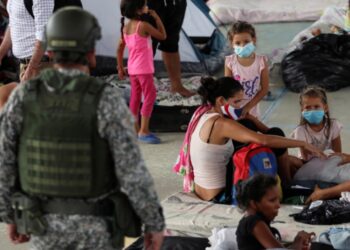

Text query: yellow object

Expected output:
[345,9,350,31]
[346,1,350,31]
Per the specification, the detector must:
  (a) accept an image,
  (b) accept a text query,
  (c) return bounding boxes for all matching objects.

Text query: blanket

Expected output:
[162,192,350,242]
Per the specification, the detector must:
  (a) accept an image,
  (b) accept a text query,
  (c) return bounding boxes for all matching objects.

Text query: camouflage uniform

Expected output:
[0,69,165,250]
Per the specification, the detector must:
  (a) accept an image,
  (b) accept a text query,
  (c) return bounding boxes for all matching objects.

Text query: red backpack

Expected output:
[233,143,278,185]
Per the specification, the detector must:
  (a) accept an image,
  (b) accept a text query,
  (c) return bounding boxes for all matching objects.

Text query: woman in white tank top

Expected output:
[190,77,325,201]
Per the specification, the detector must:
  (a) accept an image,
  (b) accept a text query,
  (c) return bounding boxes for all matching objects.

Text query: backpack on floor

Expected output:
[24,0,83,19]
[233,143,278,185]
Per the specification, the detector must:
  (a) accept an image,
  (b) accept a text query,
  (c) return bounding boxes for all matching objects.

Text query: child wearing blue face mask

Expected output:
[225,21,269,119]
[291,87,343,162]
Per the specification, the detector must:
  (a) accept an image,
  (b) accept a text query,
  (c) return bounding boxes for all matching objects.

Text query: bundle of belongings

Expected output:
[291,199,350,225]
[281,34,350,92]
[290,195,350,250]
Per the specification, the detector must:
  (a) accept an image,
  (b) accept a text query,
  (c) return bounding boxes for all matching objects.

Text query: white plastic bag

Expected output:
[206,227,238,250]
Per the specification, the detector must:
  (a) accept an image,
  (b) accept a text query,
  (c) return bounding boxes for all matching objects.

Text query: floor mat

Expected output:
[97,74,202,107]
[162,192,348,242]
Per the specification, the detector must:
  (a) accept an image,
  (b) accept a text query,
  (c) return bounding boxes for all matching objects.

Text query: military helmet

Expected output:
[45,7,101,54]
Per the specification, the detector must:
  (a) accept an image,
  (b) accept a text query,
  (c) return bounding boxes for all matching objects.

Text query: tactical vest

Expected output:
[18,69,116,198]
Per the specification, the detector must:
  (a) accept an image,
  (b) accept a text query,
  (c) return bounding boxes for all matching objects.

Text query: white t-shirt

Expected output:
[225,54,266,118]
[290,119,343,160]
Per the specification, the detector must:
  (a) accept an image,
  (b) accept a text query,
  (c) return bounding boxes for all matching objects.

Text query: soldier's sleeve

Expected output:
[0,84,26,224]
[97,85,165,233]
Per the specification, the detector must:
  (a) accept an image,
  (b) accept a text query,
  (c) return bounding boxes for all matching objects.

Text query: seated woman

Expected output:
[306,152,350,203]
[185,77,325,201]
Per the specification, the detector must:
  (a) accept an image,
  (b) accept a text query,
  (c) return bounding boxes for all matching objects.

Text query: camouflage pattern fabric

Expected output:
[30,214,116,250]
[0,68,165,249]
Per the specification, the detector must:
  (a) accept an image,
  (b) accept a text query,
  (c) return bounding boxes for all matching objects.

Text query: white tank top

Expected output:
[190,113,234,189]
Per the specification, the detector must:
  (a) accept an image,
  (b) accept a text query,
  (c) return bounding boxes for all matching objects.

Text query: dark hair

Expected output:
[236,174,278,211]
[120,0,146,40]
[299,86,331,139]
[197,77,243,105]
[227,21,256,42]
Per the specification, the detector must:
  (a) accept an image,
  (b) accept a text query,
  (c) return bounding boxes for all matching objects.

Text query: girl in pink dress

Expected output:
[225,21,269,119]
[117,0,166,144]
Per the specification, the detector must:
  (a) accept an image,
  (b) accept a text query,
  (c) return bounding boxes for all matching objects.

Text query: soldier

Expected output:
[0,7,165,250]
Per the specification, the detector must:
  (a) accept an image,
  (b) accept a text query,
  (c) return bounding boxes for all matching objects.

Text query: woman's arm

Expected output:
[142,10,166,40]
[219,118,324,157]
[242,58,269,117]
[252,221,284,248]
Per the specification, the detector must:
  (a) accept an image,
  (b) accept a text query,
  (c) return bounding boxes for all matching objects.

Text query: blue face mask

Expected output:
[221,104,243,120]
[302,110,325,125]
[234,42,255,58]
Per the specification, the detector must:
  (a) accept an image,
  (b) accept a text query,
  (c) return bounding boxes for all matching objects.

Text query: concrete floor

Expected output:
[1,21,350,249]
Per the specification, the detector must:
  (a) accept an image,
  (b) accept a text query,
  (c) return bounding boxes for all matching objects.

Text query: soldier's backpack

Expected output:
[24,0,83,19]
[233,143,278,185]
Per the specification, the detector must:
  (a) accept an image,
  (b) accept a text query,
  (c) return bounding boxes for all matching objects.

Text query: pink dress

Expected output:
[225,54,267,118]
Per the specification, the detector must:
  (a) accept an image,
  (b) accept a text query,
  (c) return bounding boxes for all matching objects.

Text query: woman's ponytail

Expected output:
[198,77,217,105]
[197,77,244,106]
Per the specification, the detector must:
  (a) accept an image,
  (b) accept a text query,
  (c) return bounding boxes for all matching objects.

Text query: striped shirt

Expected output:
[7,0,54,59]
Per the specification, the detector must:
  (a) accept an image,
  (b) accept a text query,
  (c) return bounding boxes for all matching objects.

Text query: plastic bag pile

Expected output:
[282,34,350,92]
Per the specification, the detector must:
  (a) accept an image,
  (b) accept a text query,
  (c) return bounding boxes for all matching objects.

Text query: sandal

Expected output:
[138,133,161,144]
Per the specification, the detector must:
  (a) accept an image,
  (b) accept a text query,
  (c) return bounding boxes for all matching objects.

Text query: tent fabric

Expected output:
[207,0,348,25]
[83,0,227,76]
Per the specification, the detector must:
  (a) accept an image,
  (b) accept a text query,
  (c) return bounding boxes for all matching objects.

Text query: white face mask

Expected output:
[221,104,243,120]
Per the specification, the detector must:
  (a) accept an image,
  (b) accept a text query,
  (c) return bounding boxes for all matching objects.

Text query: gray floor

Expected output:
[2,21,350,249]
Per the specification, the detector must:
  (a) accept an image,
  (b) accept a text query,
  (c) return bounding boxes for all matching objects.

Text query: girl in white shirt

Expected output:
[291,86,342,163]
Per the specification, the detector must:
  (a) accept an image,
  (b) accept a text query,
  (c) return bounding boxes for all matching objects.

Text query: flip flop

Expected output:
[138,133,161,144]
